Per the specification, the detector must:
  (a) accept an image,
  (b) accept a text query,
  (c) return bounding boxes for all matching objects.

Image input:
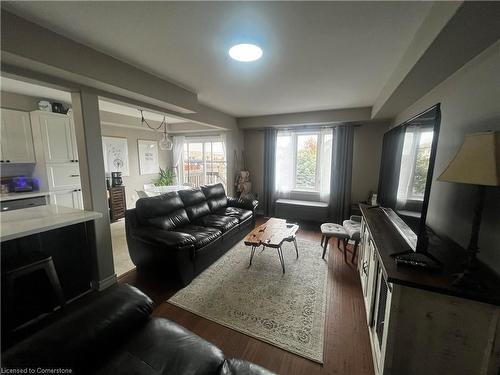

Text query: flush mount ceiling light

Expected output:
[229,43,263,62]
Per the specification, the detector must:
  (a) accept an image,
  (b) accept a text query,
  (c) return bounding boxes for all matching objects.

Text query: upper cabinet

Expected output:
[0,109,36,163]
[35,112,78,163]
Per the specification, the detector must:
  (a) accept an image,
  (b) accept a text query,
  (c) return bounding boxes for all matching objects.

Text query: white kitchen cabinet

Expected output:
[47,163,81,190]
[49,189,83,210]
[30,111,82,202]
[37,112,78,163]
[0,109,36,163]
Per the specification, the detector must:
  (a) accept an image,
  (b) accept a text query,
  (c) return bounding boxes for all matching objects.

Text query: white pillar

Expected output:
[71,91,116,290]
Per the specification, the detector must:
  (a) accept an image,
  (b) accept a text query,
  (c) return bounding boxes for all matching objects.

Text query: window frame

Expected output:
[280,130,324,194]
[180,136,227,188]
[396,125,434,211]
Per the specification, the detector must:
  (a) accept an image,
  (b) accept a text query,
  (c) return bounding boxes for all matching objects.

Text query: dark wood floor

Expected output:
[120,218,375,375]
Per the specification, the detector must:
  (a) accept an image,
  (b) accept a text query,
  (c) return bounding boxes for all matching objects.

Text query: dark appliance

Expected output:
[51,102,65,114]
[111,172,123,187]
[1,176,40,193]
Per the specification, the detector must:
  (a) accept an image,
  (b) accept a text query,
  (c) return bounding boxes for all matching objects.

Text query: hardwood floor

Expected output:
[119,218,375,375]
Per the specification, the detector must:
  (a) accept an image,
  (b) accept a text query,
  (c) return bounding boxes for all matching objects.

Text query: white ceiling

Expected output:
[0,76,185,123]
[3,2,433,117]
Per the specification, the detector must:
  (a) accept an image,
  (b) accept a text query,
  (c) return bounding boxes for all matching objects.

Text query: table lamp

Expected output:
[438,131,500,288]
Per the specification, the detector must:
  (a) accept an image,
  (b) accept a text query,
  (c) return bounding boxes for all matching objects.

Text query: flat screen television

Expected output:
[377,104,441,266]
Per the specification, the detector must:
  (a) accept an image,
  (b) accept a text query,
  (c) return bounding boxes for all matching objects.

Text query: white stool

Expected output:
[320,223,350,262]
[343,216,362,263]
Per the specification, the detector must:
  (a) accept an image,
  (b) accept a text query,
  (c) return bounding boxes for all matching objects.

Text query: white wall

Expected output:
[393,41,500,274]
[100,124,172,208]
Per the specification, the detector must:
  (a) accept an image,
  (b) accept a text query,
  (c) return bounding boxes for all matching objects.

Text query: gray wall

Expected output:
[352,122,387,203]
[393,41,500,274]
[244,130,265,205]
[100,124,172,208]
[243,123,386,210]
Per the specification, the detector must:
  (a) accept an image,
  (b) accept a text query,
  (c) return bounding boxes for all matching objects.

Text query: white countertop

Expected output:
[0,191,50,202]
[0,204,102,242]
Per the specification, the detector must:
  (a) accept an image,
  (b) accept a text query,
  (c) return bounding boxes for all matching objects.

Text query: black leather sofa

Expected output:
[126,184,258,286]
[2,284,274,375]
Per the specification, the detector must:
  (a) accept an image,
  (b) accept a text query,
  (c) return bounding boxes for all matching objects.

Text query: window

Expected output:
[275,129,332,200]
[296,134,318,189]
[397,126,434,204]
[181,137,226,188]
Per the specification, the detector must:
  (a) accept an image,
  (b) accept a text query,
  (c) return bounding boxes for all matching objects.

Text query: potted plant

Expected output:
[153,168,174,192]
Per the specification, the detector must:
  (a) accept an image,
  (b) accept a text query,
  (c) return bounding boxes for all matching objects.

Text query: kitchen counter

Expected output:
[0,191,50,202]
[0,204,102,242]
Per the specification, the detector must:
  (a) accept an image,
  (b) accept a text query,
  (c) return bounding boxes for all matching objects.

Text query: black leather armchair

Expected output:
[2,284,274,375]
[126,184,258,286]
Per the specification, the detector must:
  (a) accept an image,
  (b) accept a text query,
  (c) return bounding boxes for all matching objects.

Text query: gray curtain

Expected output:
[328,124,354,223]
[263,128,277,217]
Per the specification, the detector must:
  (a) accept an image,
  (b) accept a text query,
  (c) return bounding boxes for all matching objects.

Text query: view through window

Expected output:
[275,130,332,197]
[182,139,226,188]
[397,127,434,203]
[296,134,318,189]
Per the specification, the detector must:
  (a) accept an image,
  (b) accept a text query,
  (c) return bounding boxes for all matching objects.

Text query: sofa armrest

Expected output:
[3,284,153,372]
[131,226,196,250]
[219,358,276,375]
[227,197,259,211]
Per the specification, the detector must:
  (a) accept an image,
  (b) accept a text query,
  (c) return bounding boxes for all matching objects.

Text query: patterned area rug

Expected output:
[167,238,329,363]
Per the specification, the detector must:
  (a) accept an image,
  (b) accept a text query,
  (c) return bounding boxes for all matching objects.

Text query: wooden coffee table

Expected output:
[244,218,299,273]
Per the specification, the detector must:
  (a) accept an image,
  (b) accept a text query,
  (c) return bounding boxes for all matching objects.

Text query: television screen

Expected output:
[378,104,441,253]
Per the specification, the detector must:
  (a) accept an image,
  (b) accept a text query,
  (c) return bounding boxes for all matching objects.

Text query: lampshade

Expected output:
[438,131,500,186]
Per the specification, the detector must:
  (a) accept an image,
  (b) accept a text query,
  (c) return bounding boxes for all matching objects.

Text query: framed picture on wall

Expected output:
[138,139,159,175]
[102,136,130,176]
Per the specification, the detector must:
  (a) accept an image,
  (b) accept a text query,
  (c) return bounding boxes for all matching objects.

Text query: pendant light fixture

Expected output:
[139,109,173,151]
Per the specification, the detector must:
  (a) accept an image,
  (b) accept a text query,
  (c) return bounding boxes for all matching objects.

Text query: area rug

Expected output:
[167,238,329,363]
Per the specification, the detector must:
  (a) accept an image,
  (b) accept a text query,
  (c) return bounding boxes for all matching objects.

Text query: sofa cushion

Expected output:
[194,214,238,233]
[95,318,225,375]
[201,183,228,212]
[215,207,253,223]
[136,192,190,230]
[147,209,190,231]
[178,189,211,221]
[173,225,222,249]
[131,227,195,250]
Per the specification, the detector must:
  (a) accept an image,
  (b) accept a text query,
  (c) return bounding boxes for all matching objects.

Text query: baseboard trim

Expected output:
[92,273,117,291]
